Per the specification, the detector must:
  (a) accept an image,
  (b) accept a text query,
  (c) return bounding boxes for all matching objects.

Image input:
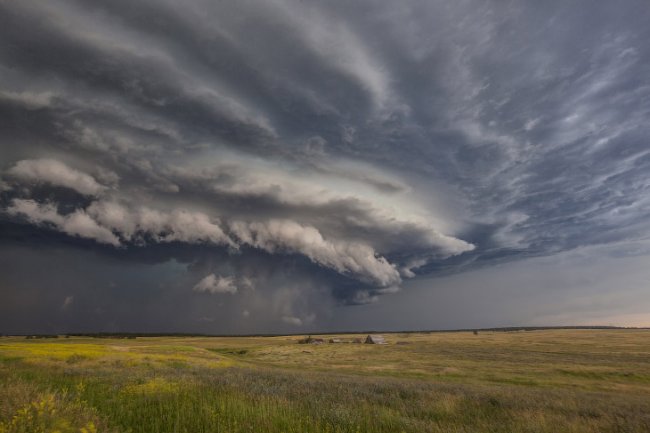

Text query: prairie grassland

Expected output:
[1,330,649,432]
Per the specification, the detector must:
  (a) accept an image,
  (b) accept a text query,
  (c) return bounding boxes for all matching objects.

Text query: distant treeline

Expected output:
[20,334,136,339]
[66,333,137,339]
[1,326,645,339]
[290,325,645,336]
[24,335,60,339]
[451,326,634,333]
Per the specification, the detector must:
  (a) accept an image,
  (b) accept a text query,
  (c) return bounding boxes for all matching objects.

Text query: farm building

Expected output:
[365,335,387,344]
[298,336,324,344]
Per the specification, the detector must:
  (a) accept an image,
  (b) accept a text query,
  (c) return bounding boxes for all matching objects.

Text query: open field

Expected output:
[1,330,649,432]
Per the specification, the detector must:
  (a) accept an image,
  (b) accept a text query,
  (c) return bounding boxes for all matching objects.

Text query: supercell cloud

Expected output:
[1,0,649,332]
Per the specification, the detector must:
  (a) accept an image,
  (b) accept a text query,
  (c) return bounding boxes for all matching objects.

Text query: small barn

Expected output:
[298,336,324,344]
[365,334,387,344]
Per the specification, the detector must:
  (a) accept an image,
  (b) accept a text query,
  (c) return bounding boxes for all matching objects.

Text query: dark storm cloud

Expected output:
[1,0,649,331]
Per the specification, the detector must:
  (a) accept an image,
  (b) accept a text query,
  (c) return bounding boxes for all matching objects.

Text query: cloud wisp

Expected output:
[7,159,108,196]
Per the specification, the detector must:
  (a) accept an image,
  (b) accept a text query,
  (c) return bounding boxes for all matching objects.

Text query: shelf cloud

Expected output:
[1,0,649,332]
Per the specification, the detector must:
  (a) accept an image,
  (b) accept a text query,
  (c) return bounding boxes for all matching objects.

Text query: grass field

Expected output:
[1,330,649,432]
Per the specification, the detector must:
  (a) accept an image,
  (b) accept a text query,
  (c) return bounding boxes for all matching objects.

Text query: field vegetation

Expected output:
[1,330,649,432]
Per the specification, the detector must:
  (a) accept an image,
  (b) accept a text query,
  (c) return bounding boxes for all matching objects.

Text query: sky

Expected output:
[1,0,649,334]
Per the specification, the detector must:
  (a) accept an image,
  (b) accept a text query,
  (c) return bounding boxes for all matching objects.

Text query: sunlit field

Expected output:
[1,330,649,432]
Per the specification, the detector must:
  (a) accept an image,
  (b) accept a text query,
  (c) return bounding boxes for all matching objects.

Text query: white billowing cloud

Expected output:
[62,211,121,246]
[230,219,402,287]
[169,150,474,259]
[86,201,137,239]
[88,199,470,287]
[6,199,63,225]
[6,159,107,196]
[193,274,238,294]
[6,199,120,246]
[5,192,471,289]
[86,201,236,248]
[6,155,474,265]
[91,198,457,288]
[162,154,476,280]
[145,209,228,245]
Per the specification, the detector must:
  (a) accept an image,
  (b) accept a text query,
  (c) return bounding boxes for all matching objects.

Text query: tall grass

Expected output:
[1,331,650,432]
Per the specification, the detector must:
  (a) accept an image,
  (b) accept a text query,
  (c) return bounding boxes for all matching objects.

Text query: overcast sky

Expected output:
[1,0,649,334]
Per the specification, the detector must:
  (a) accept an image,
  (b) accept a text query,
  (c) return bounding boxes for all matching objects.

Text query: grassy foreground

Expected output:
[1,330,649,432]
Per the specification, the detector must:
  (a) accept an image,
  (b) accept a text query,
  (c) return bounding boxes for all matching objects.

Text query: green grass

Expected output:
[1,330,650,432]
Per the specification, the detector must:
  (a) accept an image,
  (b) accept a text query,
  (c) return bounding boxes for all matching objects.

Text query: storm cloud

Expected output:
[1,0,649,332]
